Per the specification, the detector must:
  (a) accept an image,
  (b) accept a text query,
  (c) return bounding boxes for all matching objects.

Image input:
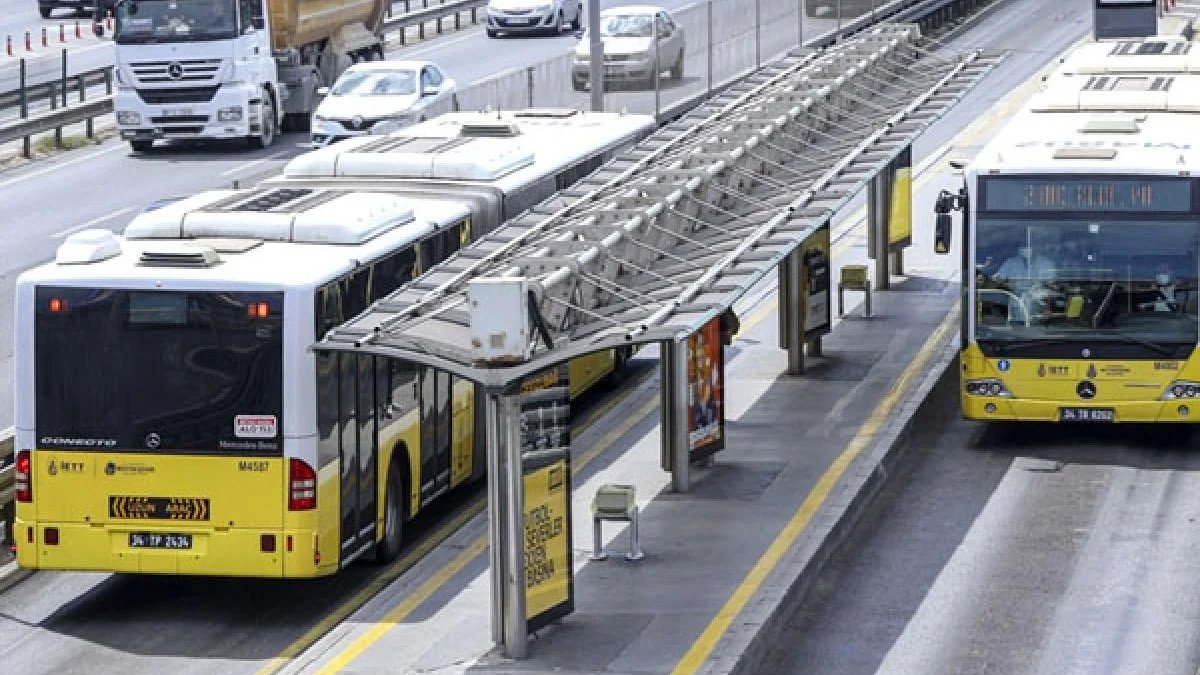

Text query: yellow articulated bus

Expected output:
[13,109,654,577]
[934,36,1200,423]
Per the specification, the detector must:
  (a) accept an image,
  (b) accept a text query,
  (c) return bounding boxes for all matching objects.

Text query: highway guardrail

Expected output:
[0,0,990,577]
[0,0,489,151]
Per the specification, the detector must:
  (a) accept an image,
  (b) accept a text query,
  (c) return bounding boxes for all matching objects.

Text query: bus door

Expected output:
[339,354,378,559]
[419,367,452,504]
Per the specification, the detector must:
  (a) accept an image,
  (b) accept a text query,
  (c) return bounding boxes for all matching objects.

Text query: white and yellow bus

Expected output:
[935,35,1200,423]
[13,109,654,577]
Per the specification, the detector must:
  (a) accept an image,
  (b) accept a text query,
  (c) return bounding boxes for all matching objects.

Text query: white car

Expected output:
[310,61,457,147]
[571,6,685,90]
[486,0,582,37]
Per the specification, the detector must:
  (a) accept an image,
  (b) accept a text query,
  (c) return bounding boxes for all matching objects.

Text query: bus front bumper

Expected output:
[963,396,1197,423]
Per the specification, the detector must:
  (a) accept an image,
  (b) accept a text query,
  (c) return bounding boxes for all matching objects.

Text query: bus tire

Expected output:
[374,465,406,564]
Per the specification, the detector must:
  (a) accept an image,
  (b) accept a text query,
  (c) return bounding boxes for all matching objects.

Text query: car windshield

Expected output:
[331,70,418,96]
[599,14,654,37]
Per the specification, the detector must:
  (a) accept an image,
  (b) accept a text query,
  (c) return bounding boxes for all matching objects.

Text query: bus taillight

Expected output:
[15,450,31,502]
[289,458,316,511]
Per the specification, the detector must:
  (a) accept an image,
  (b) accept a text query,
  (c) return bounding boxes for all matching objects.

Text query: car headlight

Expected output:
[964,378,1013,398]
[217,106,243,122]
[1162,380,1200,399]
[116,111,141,125]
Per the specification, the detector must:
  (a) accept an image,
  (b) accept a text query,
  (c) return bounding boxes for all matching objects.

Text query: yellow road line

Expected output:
[307,386,664,673]
[257,369,655,675]
[282,94,1007,672]
[670,306,959,675]
[316,537,490,675]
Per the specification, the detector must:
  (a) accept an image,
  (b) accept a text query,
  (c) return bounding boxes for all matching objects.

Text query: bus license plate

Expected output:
[1059,407,1114,422]
[129,533,192,549]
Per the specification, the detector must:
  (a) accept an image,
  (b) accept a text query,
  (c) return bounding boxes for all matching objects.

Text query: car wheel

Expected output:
[670,50,684,79]
[248,94,275,149]
[571,3,582,30]
[38,6,52,17]
[129,139,153,152]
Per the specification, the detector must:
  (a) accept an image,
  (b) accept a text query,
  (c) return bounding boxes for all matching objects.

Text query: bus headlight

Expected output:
[1162,380,1200,399]
[965,378,1012,398]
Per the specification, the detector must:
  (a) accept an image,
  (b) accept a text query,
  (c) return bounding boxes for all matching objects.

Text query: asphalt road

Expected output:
[0,0,850,432]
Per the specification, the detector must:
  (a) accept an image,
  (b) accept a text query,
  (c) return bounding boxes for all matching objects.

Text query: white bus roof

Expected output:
[1055,37,1200,74]
[280,108,654,190]
[22,189,471,290]
[969,37,1200,179]
[967,108,1200,177]
[1029,71,1200,112]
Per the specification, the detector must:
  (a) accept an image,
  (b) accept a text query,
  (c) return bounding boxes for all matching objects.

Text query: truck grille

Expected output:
[130,58,222,85]
[137,87,220,104]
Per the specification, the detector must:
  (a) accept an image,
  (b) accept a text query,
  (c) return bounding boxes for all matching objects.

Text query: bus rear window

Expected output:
[34,287,284,454]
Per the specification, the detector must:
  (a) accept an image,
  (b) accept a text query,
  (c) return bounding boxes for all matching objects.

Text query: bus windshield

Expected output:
[35,288,283,453]
[115,0,239,43]
[973,218,1200,350]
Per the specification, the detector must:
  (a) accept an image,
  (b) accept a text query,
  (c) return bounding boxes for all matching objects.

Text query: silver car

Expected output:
[486,0,583,37]
[571,6,685,90]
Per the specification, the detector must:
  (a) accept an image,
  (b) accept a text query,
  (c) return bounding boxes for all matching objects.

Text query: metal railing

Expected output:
[0,0,993,572]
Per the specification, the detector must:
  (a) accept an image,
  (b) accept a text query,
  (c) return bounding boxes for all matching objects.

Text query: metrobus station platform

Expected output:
[283,262,961,675]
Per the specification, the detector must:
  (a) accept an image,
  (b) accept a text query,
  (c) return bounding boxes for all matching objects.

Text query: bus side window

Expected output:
[315,281,343,339]
[387,359,418,420]
[459,218,472,247]
[369,247,417,304]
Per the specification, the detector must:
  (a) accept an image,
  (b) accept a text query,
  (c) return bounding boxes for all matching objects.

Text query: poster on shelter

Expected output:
[687,317,725,460]
[803,225,831,338]
[888,146,913,251]
[519,365,574,632]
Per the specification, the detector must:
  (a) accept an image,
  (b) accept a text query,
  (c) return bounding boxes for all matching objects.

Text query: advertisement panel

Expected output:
[888,146,913,251]
[519,365,574,632]
[803,224,831,339]
[687,317,725,460]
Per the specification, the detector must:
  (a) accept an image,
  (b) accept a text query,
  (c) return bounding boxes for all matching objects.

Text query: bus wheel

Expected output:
[374,466,405,563]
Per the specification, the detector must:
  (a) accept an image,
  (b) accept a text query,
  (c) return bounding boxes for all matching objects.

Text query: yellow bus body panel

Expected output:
[568,351,615,400]
[960,343,1200,423]
[14,452,336,577]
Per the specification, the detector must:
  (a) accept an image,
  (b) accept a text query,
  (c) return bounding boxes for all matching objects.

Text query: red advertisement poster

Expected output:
[687,317,725,459]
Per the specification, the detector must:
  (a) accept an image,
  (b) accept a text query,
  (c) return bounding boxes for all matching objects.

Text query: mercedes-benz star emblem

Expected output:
[167,62,184,80]
[1076,381,1097,400]
[145,433,162,450]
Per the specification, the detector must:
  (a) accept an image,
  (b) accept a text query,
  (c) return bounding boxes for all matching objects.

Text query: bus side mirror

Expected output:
[934,213,952,254]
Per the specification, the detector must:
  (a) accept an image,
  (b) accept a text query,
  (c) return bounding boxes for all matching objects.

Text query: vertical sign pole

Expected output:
[485,393,505,644]
[786,250,806,375]
[875,163,893,291]
[588,0,604,111]
[653,19,660,122]
[706,0,713,97]
[501,393,527,658]
[661,339,690,493]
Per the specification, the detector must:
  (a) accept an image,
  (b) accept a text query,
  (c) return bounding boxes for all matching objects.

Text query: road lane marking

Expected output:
[219,149,292,177]
[0,142,126,190]
[256,366,658,675]
[51,206,135,238]
[670,305,960,675]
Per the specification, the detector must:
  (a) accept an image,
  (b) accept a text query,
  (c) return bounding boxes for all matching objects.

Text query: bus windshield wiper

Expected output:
[985,338,1069,354]
[1101,331,1179,357]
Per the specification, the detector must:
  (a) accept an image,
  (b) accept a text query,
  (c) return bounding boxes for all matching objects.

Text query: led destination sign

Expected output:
[983,177,1193,213]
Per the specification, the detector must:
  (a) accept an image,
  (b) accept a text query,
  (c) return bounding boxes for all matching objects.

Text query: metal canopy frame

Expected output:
[316,24,1004,390]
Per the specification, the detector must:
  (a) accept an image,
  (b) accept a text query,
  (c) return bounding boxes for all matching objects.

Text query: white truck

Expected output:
[109,0,387,151]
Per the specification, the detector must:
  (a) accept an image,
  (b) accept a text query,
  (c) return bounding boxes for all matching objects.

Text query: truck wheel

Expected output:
[248,95,275,149]
[486,28,498,37]
[373,466,405,564]
[129,139,153,152]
